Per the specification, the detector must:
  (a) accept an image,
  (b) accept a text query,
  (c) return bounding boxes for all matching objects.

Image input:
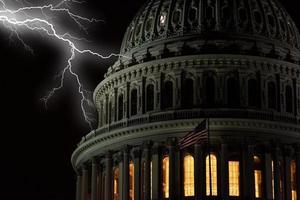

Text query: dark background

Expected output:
[0,0,298,200]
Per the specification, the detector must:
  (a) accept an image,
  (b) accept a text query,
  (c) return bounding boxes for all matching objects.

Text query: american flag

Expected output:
[178,119,209,150]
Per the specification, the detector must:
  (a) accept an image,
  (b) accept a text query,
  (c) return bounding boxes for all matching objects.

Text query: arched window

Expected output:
[146,84,155,112]
[118,94,123,120]
[205,76,215,107]
[184,155,195,197]
[254,156,263,198]
[182,78,194,108]
[286,85,293,113]
[163,81,173,109]
[131,89,138,116]
[113,167,120,200]
[162,156,170,198]
[206,153,218,196]
[109,101,112,124]
[228,160,240,196]
[129,161,134,200]
[248,79,259,107]
[268,81,276,110]
[227,77,239,107]
[291,160,297,200]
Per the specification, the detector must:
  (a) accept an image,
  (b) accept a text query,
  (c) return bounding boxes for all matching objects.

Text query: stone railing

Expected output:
[79,108,299,146]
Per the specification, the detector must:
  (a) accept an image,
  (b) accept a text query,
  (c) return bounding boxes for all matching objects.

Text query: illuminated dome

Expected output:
[72,1,300,200]
[104,0,300,77]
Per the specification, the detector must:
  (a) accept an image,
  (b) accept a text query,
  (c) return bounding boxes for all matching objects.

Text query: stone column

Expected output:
[76,172,82,200]
[97,164,102,200]
[194,144,201,199]
[242,143,254,200]
[105,152,112,200]
[81,165,89,200]
[132,147,141,200]
[194,143,205,200]
[123,148,130,200]
[273,146,282,200]
[264,147,273,199]
[167,138,176,200]
[284,147,292,200]
[220,143,229,200]
[296,145,300,200]
[143,142,151,200]
[151,143,160,200]
[91,158,98,200]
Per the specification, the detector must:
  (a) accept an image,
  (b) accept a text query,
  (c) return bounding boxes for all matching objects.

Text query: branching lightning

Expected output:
[0,0,121,129]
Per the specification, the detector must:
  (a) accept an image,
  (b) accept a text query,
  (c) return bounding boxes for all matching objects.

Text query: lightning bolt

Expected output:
[0,0,122,129]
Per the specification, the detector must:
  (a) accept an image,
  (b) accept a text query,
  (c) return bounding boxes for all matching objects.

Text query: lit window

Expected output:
[129,162,134,200]
[159,12,167,27]
[255,170,262,198]
[162,156,169,198]
[113,167,119,200]
[254,156,262,198]
[206,154,218,196]
[184,155,195,197]
[291,160,297,200]
[228,161,240,196]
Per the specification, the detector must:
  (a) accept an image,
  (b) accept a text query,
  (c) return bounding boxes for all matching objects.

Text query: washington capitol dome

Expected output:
[71,0,300,200]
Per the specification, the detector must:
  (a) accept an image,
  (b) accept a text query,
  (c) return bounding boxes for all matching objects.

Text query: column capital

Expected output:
[92,157,99,164]
[116,151,124,163]
[131,147,141,158]
[151,142,161,154]
[76,168,82,176]
[142,140,152,149]
[294,143,300,153]
[283,146,293,157]
[105,151,113,159]
[166,137,177,147]
[81,163,89,171]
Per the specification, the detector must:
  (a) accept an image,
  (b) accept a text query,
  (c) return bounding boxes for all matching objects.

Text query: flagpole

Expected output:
[208,117,212,196]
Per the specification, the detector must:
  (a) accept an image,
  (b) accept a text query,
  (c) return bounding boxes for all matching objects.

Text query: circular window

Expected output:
[145,17,154,33]
[159,12,167,27]
[135,22,142,38]
[253,10,262,24]
[268,14,275,28]
[172,10,182,25]
[188,7,197,22]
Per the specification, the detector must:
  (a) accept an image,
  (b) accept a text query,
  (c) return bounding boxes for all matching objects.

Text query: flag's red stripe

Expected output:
[179,130,208,149]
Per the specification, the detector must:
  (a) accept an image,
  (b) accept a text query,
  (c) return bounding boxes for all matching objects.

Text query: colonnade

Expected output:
[75,139,300,200]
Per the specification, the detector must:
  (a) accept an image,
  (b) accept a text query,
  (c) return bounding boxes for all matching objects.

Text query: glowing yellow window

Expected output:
[184,155,195,197]
[291,160,297,200]
[129,162,134,200]
[254,170,262,198]
[206,154,218,196]
[254,156,262,198]
[162,156,169,198]
[228,161,240,196]
[113,167,119,200]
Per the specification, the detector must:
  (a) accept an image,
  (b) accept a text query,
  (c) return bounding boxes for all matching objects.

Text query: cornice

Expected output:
[71,118,300,169]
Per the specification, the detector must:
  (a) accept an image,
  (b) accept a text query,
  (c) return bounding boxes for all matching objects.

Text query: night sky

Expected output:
[0,0,298,200]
